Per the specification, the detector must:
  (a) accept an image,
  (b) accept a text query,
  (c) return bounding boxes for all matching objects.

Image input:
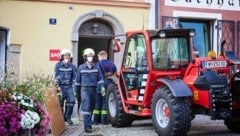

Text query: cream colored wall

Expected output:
[0,0,149,76]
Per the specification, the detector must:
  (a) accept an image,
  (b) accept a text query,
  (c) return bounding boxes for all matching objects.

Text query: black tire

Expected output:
[107,83,133,127]
[224,119,240,133]
[151,87,191,136]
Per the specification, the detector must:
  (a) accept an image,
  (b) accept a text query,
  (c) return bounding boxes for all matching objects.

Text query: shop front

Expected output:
[158,0,240,58]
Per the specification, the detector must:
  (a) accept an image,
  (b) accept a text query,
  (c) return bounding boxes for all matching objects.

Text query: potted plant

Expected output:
[0,73,53,136]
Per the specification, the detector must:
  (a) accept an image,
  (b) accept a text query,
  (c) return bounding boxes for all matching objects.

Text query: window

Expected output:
[152,37,189,69]
[123,34,147,69]
[0,30,6,76]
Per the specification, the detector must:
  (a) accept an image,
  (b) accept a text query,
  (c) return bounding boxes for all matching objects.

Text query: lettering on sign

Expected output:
[49,49,60,61]
[165,0,240,11]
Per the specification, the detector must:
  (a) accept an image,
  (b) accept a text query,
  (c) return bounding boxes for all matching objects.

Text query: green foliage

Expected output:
[0,73,54,104]
[0,72,54,135]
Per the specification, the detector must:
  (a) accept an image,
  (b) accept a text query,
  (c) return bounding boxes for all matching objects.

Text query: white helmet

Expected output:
[60,49,71,56]
[83,48,95,56]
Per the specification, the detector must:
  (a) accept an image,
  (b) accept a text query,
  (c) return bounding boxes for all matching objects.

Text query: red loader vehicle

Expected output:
[106,28,240,136]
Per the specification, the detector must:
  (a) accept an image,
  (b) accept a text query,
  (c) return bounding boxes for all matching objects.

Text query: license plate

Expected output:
[202,61,227,69]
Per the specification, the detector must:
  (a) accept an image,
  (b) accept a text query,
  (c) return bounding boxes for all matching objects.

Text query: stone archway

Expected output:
[71,10,125,66]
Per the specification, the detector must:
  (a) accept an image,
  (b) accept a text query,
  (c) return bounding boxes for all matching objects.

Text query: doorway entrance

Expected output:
[71,10,125,69]
[180,20,211,57]
[162,16,212,57]
[77,19,114,65]
[77,37,113,65]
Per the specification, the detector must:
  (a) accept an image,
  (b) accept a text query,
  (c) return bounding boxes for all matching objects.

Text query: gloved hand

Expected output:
[56,86,61,94]
[101,85,106,97]
[55,83,60,93]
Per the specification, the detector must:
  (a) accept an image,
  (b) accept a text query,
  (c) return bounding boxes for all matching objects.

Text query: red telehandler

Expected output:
[106,28,240,136]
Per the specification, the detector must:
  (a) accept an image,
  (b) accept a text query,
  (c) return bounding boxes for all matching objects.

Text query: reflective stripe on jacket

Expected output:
[54,61,77,85]
[75,63,104,87]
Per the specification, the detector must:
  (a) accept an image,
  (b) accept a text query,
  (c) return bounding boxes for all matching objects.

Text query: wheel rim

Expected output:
[108,92,117,117]
[155,99,170,128]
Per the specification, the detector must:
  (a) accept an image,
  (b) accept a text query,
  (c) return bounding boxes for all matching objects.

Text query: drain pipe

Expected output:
[149,0,159,29]
[155,0,159,29]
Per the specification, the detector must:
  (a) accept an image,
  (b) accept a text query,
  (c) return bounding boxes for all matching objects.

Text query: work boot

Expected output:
[67,118,73,125]
[101,114,108,125]
[66,105,74,125]
[93,114,101,125]
[85,128,92,133]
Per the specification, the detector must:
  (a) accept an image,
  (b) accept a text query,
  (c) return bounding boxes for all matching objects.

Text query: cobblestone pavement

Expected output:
[61,108,239,136]
[58,88,239,136]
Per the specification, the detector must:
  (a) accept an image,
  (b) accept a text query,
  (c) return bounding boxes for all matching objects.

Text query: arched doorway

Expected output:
[71,10,125,67]
[78,19,114,64]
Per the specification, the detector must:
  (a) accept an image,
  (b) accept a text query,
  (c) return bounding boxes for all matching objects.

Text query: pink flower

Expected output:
[0,102,22,135]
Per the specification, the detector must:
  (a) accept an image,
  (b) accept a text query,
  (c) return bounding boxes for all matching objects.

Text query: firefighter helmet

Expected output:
[83,48,95,56]
[60,49,71,56]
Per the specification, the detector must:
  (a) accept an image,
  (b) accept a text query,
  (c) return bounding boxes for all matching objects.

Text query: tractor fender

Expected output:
[157,78,192,97]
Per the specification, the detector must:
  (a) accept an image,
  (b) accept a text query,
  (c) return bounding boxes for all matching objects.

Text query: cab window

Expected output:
[123,34,147,69]
[152,37,189,69]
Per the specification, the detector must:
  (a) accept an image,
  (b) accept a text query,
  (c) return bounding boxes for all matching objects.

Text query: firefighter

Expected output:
[54,49,77,125]
[93,50,117,125]
[75,48,104,133]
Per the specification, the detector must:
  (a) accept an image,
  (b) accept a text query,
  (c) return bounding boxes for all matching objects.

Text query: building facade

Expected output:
[0,0,150,78]
[157,0,240,59]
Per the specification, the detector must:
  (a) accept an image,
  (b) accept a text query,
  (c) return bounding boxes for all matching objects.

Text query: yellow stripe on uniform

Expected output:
[93,110,100,114]
[101,110,108,115]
